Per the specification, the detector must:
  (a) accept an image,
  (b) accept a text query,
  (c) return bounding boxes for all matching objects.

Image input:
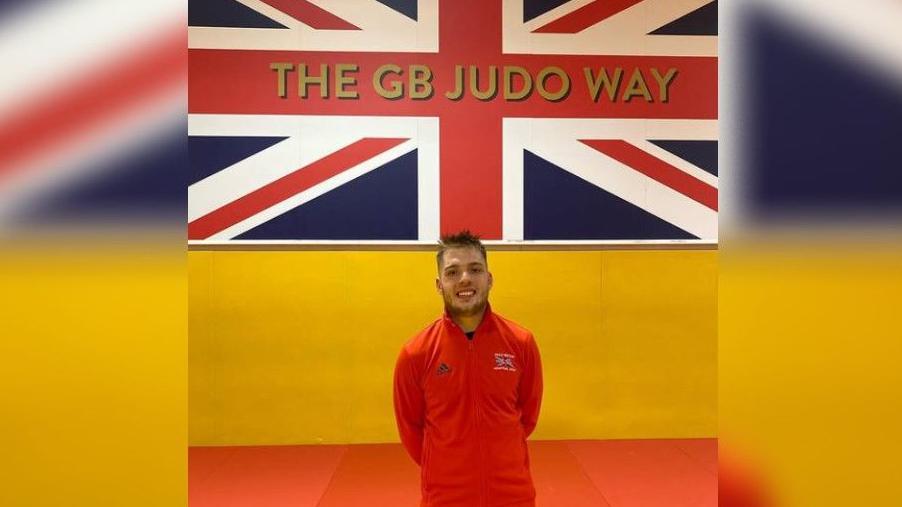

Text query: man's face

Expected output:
[436,247,493,319]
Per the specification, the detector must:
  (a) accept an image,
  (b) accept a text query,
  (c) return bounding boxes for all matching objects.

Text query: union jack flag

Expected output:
[188,0,718,243]
[0,2,183,233]
[494,352,517,371]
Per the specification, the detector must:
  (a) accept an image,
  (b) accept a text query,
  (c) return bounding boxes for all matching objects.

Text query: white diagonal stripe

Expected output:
[505,0,717,56]
[632,139,718,188]
[189,114,435,237]
[503,118,718,240]
[208,140,417,239]
[190,0,437,51]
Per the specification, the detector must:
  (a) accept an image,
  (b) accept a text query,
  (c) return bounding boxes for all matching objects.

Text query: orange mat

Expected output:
[190,439,716,506]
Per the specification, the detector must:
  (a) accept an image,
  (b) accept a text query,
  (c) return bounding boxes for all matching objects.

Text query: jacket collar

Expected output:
[442,302,494,333]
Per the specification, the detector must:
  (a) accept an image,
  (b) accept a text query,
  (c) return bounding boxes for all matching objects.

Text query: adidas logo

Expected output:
[436,363,451,376]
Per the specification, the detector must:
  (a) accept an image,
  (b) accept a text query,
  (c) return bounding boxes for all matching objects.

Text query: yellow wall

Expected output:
[2,249,186,506]
[189,249,716,446]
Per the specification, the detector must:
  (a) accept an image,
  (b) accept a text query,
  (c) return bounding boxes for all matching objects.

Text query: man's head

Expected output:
[435,230,493,320]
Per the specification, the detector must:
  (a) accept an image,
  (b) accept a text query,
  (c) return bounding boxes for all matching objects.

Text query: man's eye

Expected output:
[471,267,483,273]
[446,270,458,276]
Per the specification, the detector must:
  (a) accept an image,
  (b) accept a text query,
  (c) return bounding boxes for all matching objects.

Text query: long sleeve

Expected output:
[518,333,543,437]
[393,347,425,465]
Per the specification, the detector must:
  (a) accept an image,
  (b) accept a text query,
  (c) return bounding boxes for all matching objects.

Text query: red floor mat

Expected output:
[189,438,717,506]
[189,444,347,507]
[317,443,420,507]
[566,439,717,507]
[529,441,613,506]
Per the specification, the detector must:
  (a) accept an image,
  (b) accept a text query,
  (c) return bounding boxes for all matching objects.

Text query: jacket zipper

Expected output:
[468,337,487,507]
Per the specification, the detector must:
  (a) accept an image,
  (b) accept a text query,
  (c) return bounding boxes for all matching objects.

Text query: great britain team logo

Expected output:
[494,353,517,372]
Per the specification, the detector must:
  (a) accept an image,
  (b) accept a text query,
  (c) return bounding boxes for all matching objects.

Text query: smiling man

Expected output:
[393,231,543,507]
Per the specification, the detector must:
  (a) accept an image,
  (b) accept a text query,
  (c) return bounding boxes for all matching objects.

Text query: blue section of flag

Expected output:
[374,0,417,21]
[189,0,288,28]
[523,150,696,240]
[649,0,717,36]
[522,0,571,23]
[236,150,418,239]
[746,8,902,217]
[25,126,186,222]
[649,140,718,176]
[0,0,55,20]
[189,136,287,186]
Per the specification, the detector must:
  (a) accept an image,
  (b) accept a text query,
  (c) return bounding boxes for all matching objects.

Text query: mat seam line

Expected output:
[314,445,351,507]
[564,441,616,507]
[671,439,718,478]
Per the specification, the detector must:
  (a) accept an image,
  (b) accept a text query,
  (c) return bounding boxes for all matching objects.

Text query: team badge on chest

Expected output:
[493,353,516,372]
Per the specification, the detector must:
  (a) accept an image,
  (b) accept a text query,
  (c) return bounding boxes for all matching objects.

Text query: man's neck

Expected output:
[451,306,487,334]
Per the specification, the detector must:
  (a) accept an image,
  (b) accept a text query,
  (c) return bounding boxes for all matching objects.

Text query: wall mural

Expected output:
[188,0,718,243]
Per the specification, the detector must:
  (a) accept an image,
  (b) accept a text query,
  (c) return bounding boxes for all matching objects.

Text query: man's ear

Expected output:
[435,276,442,294]
[488,271,494,290]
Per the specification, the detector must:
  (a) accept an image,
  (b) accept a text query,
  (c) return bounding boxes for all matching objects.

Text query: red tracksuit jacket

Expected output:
[393,306,543,507]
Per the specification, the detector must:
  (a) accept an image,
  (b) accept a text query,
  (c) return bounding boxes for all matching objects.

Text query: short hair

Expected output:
[436,230,487,271]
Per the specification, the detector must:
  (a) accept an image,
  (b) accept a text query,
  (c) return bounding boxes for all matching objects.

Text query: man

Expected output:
[393,231,543,507]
